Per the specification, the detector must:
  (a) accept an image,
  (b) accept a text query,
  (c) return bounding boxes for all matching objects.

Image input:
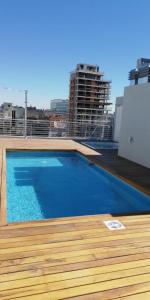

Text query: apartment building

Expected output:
[69,64,111,123]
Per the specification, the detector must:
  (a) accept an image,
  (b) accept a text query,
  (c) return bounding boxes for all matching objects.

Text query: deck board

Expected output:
[0,215,150,299]
[0,138,150,299]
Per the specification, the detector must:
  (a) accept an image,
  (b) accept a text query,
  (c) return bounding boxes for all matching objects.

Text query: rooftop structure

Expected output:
[129,58,150,85]
[118,82,150,168]
[117,59,150,168]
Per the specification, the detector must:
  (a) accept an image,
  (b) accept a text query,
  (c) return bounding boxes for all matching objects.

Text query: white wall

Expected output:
[114,96,124,142]
[14,107,24,119]
[119,83,150,168]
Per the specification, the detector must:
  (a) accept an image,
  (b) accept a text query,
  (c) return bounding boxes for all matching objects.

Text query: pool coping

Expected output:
[1,138,150,226]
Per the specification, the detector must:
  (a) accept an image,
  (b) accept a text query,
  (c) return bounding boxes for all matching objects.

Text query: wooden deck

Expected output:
[1,215,150,299]
[0,138,150,299]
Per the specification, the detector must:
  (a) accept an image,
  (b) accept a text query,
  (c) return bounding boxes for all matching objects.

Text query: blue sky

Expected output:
[0,0,150,109]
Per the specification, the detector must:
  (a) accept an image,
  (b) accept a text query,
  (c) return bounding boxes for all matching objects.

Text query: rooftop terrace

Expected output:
[0,138,150,299]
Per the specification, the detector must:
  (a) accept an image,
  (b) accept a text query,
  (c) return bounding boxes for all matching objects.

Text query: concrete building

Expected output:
[0,103,25,135]
[69,64,111,123]
[113,96,124,142]
[27,106,47,120]
[50,99,68,115]
[118,59,150,168]
[0,108,3,118]
[0,102,24,119]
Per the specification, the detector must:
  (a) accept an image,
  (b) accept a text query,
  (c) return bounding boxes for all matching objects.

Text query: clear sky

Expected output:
[0,0,150,109]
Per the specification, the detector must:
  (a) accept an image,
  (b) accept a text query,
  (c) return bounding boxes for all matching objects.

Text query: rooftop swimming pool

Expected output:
[6,151,150,223]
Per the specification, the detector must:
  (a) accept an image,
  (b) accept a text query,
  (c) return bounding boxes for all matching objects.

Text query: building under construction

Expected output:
[69,63,112,137]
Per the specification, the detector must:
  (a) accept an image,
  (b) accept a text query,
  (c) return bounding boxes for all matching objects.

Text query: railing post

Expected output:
[24,90,28,137]
[101,125,105,140]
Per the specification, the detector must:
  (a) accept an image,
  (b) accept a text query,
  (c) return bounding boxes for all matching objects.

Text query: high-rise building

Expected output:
[69,64,111,123]
[129,58,150,85]
[50,99,68,115]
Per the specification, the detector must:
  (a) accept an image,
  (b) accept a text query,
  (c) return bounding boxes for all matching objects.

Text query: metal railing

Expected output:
[0,117,113,140]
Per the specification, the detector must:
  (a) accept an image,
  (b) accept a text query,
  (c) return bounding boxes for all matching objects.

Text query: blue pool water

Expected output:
[6,151,150,223]
[82,141,118,150]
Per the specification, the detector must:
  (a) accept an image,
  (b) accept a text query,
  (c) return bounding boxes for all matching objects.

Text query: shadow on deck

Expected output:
[85,149,150,197]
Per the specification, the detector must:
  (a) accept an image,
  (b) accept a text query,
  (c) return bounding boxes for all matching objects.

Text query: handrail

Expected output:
[0,118,113,140]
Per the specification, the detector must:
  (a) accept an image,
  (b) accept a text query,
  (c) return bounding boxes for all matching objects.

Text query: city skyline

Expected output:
[0,0,150,109]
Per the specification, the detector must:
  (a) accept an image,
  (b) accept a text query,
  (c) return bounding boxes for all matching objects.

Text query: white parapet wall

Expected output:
[118,83,150,168]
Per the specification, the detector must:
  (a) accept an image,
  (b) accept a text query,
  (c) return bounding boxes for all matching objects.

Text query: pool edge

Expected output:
[2,139,150,225]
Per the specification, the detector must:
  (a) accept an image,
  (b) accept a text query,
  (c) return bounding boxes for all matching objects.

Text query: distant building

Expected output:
[49,113,67,122]
[44,109,53,118]
[0,108,3,118]
[68,63,112,137]
[0,102,25,135]
[0,102,24,119]
[69,64,111,123]
[50,99,68,115]
[27,106,47,120]
[129,58,150,85]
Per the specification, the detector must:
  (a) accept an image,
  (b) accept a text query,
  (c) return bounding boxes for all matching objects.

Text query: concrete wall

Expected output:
[119,83,150,168]
[114,96,124,142]
[13,106,24,119]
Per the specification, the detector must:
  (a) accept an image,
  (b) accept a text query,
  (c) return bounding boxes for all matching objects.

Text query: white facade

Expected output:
[114,96,124,142]
[1,103,12,118]
[13,106,24,119]
[119,83,150,168]
[1,103,24,119]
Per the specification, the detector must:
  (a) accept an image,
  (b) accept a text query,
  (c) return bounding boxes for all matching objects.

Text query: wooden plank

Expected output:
[120,291,150,300]
[1,256,150,284]
[66,282,150,300]
[2,213,150,231]
[0,253,95,274]
[3,273,150,300]
[1,234,150,263]
[1,237,150,261]
[5,218,150,238]
[1,248,150,274]
[1,220,150,246]
[1,231,150,251]
[1,266,150,299]
[1,222,150,241]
